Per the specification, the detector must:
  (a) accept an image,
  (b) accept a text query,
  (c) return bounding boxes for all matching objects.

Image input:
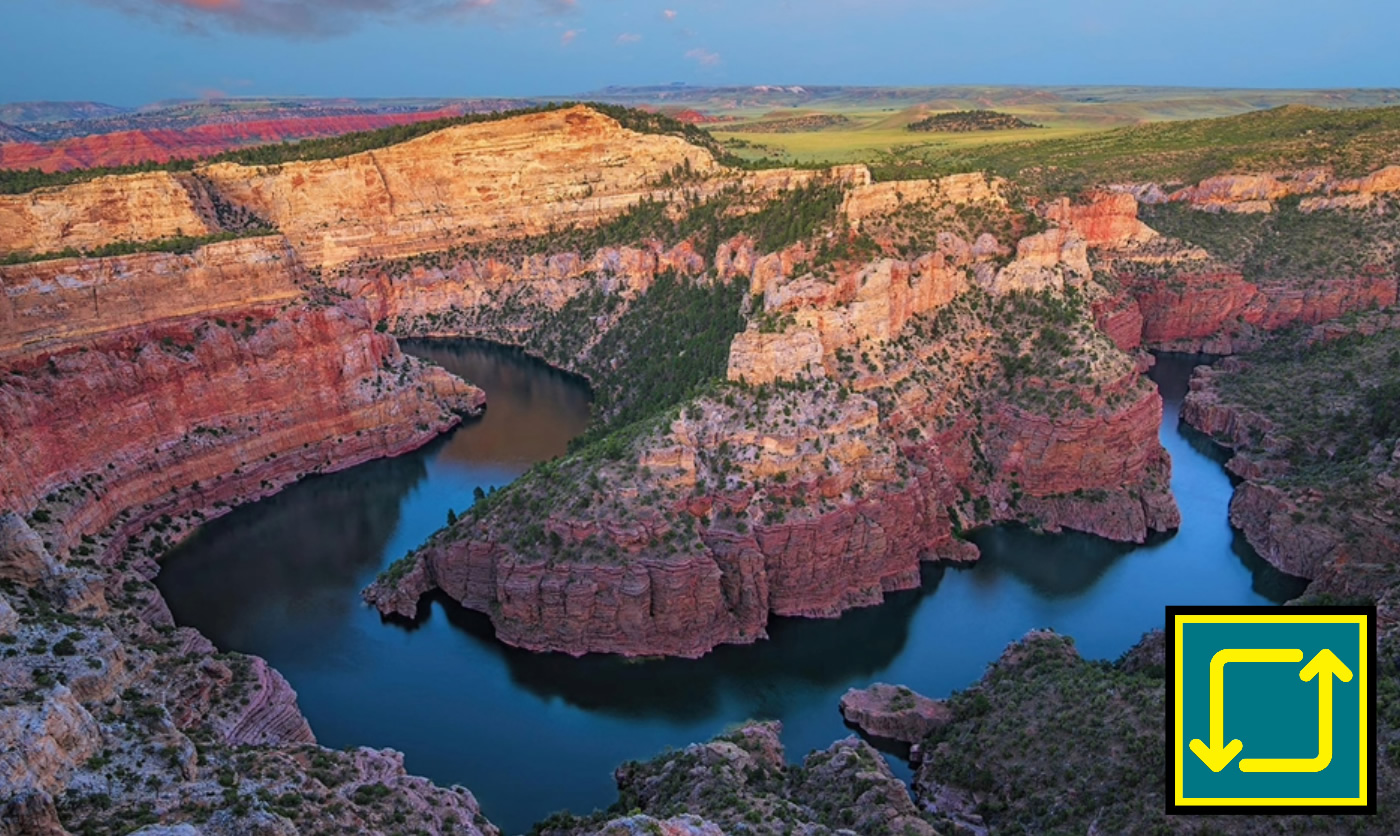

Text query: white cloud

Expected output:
[684,47,721,66]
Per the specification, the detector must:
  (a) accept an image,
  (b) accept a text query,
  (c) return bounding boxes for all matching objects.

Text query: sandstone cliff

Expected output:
[0,235,303,356]
[199,106,865,270]
[365,194,1179,656]
[0,171,218,257]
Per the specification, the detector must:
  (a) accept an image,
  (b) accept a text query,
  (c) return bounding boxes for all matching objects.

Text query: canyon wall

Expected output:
[0,170,217,257]
[365,161,1400,658]
[1062,182,1400,354]
[0,235,303,356]
[1181,328,1400,607]
[365,185,1179,656]
[200,106,865,270]
[0,227,483,560]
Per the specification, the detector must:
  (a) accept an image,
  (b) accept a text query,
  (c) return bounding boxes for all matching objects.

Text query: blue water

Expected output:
[157,345,1305,834]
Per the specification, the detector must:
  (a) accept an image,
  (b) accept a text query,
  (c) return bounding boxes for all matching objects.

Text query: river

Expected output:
[156,343,1306,834]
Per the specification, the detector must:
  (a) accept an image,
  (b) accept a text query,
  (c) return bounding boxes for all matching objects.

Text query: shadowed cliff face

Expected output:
[156,341,592,657]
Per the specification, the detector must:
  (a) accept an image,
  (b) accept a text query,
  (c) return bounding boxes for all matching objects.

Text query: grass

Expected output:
[714,120,1093,165]
[1140,195,1400,283]
[867,104,1400,190]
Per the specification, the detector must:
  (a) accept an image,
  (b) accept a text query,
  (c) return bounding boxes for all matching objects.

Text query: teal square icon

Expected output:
[1167,606,1376,814]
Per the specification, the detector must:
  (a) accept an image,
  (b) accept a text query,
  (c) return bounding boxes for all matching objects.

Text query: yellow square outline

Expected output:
[1171,612,1370,808]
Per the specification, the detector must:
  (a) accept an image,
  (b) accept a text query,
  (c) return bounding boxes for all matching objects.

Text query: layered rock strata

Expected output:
[367,186,1180,657]
[0,171,218,257]
[200,107,868,270]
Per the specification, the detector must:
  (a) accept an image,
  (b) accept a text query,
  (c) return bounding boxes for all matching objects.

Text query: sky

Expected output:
[1,0,1397,105]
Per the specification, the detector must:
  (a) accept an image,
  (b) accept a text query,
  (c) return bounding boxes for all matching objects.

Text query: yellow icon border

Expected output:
[1166,606,1377,815]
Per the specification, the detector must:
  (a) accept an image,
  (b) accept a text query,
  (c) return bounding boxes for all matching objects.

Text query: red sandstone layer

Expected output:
[0,108,465,173]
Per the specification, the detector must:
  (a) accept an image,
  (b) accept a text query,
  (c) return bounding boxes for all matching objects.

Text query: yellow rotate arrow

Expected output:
[1189,648,1304,772]
[1239,649,1352,773]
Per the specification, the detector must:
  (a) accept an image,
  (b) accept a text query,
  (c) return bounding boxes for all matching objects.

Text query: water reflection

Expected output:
[440,565,944,722]
[964,527,1140,599]
[157,342,1307,835]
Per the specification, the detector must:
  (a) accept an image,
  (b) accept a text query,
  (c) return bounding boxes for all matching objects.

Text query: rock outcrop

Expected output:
[0,171,217,257]
[368,206,1180,656]
[840,172,1006,228]
[839,683,952,744]
[1044,190,1158,248]
[534,722,939,836]
[0,235,303,356]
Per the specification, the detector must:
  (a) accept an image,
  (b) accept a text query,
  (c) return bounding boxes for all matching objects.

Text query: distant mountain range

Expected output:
[0,98,530,172]
[4,86,1399,173]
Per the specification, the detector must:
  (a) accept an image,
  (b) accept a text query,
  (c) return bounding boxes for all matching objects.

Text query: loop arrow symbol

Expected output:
[1189,648,1304,772]
[1239,649,1352,773]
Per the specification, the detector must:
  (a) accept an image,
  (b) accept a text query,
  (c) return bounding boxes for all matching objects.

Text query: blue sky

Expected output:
[3,0,1397,105]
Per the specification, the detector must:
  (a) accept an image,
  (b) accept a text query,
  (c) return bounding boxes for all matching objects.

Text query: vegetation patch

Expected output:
[0,228,280,266]
[872,104,1400,192]
[907,110,1042,133]
[1140,196,1400,283]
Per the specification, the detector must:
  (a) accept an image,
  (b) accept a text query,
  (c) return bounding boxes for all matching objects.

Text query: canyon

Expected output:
[3,102,1399,834]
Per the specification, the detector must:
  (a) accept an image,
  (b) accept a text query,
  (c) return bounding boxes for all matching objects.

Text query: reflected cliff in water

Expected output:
[158,343,1306,835]
[427,564,944,723]
[159,445,435,656]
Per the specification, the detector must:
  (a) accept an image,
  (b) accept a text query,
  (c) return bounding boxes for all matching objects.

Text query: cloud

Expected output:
[684,47,721,66]
[83,0,578,37]
[560,27,581,45]
[663,8,677,19]
[615,31,641,44]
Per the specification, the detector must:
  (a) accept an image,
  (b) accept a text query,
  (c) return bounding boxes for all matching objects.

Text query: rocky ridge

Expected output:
[0,511,500,836]
[534,721,940,836]
[364,161,1400,659]
[365,174,1183,656]
[1181,315,1400,620]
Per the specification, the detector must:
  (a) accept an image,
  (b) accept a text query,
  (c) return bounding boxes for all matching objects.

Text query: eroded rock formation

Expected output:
[839,683,952,744]
[365,179,1181,657]
[0,171,218,257]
